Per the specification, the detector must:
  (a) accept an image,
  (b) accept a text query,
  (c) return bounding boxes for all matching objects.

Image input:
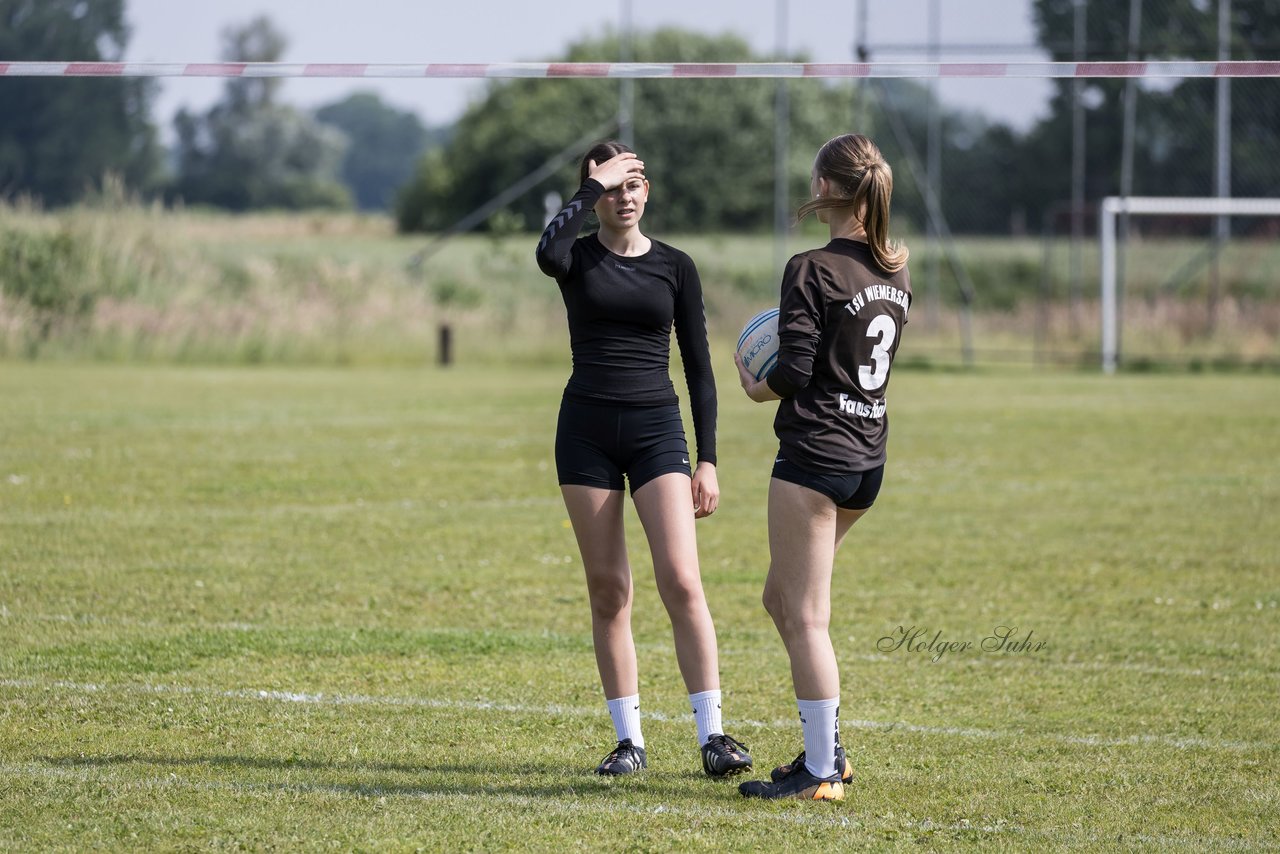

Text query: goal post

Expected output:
[1099,196,1280,373]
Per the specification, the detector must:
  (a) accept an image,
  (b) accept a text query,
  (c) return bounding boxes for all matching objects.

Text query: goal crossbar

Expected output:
[1099,196,1280,373]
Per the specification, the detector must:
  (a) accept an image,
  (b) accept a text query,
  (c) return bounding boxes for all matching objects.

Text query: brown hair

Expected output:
[797,134,908,274]
[579,140,635,185]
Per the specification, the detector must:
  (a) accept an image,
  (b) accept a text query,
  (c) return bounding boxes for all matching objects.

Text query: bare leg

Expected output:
[561,484,635,699]
[632,472,720,695]
[762,479,868,700]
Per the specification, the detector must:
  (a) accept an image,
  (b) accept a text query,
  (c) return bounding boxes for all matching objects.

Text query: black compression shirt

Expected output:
[535,179,717,465]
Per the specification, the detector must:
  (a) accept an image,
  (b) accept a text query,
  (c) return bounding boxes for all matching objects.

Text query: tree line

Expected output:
[0,3,431,212]
[3,0,1279,234]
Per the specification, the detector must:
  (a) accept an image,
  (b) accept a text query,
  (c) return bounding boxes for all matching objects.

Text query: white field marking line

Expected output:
[7,614,1275,682]
[1,761,1270,852]
[1,677,1271,754]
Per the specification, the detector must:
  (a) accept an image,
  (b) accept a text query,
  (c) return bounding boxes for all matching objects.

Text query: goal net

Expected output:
[1099,196,1280,372]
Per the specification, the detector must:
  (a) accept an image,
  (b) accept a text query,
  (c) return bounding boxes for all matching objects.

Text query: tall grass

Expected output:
[2,199,1278,368]
[0,200,446,364]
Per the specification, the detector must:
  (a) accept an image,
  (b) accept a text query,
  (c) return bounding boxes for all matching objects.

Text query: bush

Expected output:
[0,226,95,340]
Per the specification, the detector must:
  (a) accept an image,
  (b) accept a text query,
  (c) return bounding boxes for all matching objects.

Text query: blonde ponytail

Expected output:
[797,134,908,275]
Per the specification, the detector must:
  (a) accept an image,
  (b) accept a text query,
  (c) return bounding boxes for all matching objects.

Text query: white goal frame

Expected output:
[1099,196,1280,373]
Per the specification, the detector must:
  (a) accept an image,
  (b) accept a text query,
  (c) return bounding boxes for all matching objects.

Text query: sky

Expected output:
[123,0,1054,135]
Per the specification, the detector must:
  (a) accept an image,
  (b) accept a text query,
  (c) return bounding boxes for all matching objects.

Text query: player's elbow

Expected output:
[766,365,810,398]
[534,252,563,279]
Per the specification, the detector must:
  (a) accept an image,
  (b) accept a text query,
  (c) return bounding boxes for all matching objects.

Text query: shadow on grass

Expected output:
[36,753,718,800]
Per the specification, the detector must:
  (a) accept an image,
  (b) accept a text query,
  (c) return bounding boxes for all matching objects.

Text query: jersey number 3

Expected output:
[857,314,896,392]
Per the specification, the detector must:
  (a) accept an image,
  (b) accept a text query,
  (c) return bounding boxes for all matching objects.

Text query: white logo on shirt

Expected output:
[837,393,886,419]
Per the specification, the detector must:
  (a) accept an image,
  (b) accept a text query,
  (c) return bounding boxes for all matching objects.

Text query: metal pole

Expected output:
[1070,0,1087,333]
[1100,198,1118,374]
[926,0,941,330]
[774,0,790,277]
[873,80,975,367]
[619,0,634,149]
[854,0,869,127]
[1117,0,1142,366]
[1212,0,1231,330]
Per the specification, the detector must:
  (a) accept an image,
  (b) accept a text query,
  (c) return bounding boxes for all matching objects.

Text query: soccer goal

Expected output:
[1099,195,1280,373]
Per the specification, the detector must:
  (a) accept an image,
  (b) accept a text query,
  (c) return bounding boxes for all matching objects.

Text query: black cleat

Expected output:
[770,745,852,784]
[701,733,753,778]
[595,738,647,776]
[739,758,844,801]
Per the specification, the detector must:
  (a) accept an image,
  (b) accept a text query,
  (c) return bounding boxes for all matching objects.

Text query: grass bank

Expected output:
[2,201,1278,368]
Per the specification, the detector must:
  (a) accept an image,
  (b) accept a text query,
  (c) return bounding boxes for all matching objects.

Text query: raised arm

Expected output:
[535,179,603,280]
[535,152,646,279]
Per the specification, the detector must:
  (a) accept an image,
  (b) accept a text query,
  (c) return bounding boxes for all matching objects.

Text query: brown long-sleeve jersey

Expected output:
[765,238,911,474]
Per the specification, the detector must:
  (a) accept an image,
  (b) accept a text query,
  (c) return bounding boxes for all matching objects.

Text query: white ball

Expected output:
[736,307,780,381]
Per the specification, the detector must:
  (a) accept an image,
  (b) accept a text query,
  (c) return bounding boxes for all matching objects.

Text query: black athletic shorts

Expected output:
[771,454,884,510]
[556,398,691,494]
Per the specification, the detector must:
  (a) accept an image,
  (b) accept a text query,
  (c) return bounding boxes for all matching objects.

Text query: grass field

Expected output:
[1,362,1277,850]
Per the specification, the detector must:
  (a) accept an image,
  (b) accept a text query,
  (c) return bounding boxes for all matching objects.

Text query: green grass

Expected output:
[1,362,1277,851]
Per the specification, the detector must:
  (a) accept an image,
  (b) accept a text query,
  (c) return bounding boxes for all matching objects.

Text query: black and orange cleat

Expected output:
[739,758,844,801]
[701,733,753,778]
[770,745,852,784]
[595,738,647,776]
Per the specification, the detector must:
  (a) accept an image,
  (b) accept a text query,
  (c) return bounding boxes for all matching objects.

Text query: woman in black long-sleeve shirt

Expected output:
[535,141,750,779]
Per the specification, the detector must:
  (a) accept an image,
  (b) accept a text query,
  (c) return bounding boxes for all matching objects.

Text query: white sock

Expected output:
[606,694,644,748]
[797,697,841,779]
[689,689,723,746]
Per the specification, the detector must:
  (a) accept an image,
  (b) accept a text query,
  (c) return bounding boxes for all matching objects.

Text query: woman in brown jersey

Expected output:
[734,134,911,801]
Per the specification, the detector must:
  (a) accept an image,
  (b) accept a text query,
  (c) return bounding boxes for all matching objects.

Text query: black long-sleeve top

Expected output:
[766,238,911,473]
[535,179,717,464]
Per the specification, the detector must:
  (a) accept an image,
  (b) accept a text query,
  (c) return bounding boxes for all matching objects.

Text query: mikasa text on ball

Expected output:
[736,307,780,381]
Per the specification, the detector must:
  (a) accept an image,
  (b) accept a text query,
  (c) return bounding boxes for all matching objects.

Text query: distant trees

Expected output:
[315,93,432,211]
[6,5,1279,229]
[391,28,1048,236]
[171,16,350,210]
[395,7,1280,237]
[1028,0,1280,219]
[0,0,161,205]
[395,29,853,234]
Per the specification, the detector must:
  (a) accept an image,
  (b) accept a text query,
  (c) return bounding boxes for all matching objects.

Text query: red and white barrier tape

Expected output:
[1,60,1280,79]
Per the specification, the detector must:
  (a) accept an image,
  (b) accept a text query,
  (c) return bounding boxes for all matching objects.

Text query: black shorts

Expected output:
[556,398,691,494]
[771,455,884,510]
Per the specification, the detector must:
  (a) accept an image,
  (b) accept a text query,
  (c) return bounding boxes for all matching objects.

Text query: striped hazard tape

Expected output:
[1,60,1279,79]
